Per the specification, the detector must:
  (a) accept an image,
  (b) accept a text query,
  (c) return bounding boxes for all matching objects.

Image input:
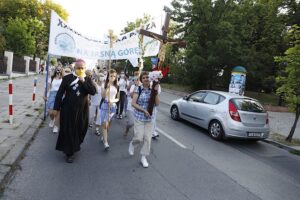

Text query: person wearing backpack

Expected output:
[129,71,160,168]
[98,69,119,151]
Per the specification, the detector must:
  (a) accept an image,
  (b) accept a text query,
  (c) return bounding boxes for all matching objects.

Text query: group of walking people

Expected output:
[45,59,160,168]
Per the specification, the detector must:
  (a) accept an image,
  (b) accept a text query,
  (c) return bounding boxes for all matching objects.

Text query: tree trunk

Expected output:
[286,104,300,142]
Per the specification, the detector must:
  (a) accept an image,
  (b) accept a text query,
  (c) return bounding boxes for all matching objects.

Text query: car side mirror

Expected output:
[183,95,188,100]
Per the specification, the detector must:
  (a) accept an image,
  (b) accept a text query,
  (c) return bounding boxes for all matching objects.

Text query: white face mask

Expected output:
[99,77,105,82]
[121,74,125,78]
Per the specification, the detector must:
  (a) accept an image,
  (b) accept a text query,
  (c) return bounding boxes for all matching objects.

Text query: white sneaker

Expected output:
[152,131,159,139]
[140,156,149,168]
[53,126,59,133]
[104,142,110,151]
[49,119,54,128]
[128,141,134,156]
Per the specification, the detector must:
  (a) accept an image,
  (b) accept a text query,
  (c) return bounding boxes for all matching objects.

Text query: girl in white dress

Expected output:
[99,69,119,150]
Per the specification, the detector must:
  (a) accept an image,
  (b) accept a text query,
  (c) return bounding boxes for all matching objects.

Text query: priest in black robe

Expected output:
[53,59,96,163]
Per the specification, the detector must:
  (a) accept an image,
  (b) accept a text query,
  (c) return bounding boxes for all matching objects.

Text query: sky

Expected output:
[52,0,173,40]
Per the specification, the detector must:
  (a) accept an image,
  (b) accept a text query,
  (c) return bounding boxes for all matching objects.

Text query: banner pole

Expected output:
[107,29,115,123]
[43,55,51,121]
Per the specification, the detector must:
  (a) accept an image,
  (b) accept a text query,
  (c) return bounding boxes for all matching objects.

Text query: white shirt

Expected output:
[118,78,128,92]
[49,78,62,92]
[105,85,118,102]
[90,84,102,105]
[127,84,137,111]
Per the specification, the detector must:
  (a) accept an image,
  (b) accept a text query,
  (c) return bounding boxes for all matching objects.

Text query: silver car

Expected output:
[170,90,270,140]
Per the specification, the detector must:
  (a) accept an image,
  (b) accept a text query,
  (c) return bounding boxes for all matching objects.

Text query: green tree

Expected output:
[167,0,287,91]
[283,0,300,26]
[5,18,35,56]
[119,14,153,74]
[59,56,76,66]
[27,17,47,58]
[235,0,286,92]
[0,34,5,53]
[0,18,5,53]
[275,25,300,142]
[41,0,68,45]
[121,14,151,34]
[168,0,241,89]
[0,0,68,57]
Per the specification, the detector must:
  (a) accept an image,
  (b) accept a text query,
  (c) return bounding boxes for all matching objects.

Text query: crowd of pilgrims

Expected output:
[44,59,161,168]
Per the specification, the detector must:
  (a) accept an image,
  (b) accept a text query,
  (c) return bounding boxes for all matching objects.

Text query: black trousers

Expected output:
[117,91,126,115]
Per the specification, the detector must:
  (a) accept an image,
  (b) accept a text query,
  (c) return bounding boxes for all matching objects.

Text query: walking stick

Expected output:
[138,26,145,78]
[107,29,116,123]
[43,55,51,121]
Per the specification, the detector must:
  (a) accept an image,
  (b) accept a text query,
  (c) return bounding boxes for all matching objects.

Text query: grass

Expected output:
[244,91,279,106]
[161,83,193,93]
[290,150,300,155]
[271,133,300,146]
[161,83,280,106]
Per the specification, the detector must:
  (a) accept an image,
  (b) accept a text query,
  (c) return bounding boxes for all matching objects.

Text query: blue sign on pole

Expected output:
[151,57,158,66]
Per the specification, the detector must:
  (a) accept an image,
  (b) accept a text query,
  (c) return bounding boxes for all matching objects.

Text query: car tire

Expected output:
[170,105,180,120]
[209,120,224,140]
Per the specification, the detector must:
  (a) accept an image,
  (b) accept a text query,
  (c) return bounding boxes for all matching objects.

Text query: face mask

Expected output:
[121,74,125,78]
[99,77,105,82]
[75,69,85,77]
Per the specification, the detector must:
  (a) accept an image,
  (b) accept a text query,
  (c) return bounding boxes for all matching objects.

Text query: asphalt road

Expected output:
[1,101,300,200]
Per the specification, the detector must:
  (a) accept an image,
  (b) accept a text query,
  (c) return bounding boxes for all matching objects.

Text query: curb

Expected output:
[262,139,300,152]
[161,89,300,154]
[0,111,45,193]
[0,73,39,80]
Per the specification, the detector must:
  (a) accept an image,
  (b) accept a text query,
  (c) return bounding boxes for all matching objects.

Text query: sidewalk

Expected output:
[0,74,45,191]
[0,72,38,80]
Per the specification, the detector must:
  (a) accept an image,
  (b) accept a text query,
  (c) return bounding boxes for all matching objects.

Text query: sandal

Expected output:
[95,129,101,136]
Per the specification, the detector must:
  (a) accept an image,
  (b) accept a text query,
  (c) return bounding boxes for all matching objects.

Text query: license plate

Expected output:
[247,132,262,137]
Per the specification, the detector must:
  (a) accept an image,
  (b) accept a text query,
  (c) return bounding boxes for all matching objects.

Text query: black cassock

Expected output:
[54,74,96,155]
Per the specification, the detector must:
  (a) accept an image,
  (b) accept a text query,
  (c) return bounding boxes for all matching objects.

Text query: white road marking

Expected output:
[156,127,187,149]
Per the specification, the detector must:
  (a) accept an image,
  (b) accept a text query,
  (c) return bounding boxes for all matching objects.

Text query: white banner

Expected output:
[48,11,160,60]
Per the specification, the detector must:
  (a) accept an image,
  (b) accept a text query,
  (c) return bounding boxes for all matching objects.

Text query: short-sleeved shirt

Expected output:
[118,78,128,93]
[133,85,153,122]
[49,78,62,92]
[90,84,102,105]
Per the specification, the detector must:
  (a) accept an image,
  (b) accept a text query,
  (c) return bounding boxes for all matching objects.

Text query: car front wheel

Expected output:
[209,120,224,140]
[170,105,180,120]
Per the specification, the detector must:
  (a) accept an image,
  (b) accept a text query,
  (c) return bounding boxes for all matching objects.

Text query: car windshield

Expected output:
[231,98,265,113]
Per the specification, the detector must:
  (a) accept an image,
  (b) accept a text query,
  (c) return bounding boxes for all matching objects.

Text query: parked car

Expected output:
[170,90,270,141]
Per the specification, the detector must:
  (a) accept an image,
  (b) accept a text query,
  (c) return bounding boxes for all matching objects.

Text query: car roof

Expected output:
[195,90,255,100]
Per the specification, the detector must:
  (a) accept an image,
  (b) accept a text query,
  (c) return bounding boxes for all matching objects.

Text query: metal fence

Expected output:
[12,56,26,73]
[29,60,36,72]
[0,55,7,74]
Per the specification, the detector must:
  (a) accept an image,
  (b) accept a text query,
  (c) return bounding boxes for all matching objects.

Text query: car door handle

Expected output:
[209,109,215,112]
